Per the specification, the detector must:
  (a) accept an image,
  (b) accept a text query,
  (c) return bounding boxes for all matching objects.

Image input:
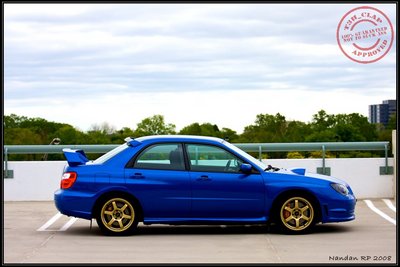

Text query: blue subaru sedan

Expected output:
[54,135,356,235]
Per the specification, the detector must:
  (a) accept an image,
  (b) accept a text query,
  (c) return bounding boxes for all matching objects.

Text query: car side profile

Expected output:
[54,135,356,235]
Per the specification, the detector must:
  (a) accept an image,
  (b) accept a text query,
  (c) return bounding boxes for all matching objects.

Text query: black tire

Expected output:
[96,196,139,236]
[276,195,317,234]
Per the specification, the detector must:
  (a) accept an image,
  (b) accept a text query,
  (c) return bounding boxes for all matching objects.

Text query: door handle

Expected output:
[197,175,211,181]
[129,173,145,179]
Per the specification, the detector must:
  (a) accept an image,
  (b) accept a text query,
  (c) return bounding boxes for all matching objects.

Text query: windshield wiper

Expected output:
[264,165,280,172]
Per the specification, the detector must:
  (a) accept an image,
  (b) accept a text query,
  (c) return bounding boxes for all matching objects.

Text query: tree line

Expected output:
[3,110,396,160]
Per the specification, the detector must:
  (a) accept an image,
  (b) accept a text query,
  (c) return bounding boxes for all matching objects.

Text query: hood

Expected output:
[275,167,349,186]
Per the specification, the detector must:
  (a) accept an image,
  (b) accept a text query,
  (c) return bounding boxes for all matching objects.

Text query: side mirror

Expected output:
[240,163,252,174]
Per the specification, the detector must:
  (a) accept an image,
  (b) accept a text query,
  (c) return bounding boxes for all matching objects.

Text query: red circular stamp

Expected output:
[336,6,394,64]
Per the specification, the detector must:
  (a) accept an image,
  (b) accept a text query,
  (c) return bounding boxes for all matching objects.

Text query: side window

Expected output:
[186,144,243,173]
[134,143,185,171]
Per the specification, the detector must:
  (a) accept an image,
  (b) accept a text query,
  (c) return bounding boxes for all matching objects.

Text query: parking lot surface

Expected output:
[3,199,397,264]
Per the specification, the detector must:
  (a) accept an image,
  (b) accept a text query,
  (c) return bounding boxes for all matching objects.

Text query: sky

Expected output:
[3,3,397,134]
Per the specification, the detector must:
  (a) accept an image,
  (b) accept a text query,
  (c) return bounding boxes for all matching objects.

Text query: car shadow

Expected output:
[137,224,271,236]
[312,223,355,234]
[62,222,351,236]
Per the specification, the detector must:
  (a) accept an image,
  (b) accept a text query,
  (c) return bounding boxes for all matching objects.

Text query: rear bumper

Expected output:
[54,189,94,220]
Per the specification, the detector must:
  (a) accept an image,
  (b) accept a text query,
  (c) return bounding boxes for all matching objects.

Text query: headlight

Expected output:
[331,183,349,196]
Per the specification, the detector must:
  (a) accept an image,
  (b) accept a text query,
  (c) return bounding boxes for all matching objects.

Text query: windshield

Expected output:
[93,143,129,164]
[223,141,267,171]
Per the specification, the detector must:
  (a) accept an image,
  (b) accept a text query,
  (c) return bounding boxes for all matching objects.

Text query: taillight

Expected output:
[61,172,77,189]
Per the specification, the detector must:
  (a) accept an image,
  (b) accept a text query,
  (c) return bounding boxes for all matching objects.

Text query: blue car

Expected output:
[54,135,356,235]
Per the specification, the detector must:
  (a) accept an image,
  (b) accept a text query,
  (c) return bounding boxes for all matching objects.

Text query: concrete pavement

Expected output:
[3,199,397,264]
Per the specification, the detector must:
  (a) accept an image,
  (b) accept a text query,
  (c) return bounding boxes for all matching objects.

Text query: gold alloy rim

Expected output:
[280,197,314,231]
[101,198,135,232]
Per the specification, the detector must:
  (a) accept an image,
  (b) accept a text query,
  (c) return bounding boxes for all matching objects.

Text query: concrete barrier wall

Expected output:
[3,158,395,201]
[263,158,395,199]
[4,161,66,201]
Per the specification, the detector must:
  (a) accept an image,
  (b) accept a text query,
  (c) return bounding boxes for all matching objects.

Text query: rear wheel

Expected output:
[277,196,316,234]
[96,197,138,236]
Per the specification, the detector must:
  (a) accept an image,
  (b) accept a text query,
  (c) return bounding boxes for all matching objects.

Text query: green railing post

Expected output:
[385,143,388,174]
[4,147,8,178]
[379,143,393,175]
[3,147,13,178]
[316,145,330,175]
[258,145,262,161]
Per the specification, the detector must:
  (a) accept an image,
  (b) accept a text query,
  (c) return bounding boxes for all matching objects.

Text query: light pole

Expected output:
[41,138,61,161]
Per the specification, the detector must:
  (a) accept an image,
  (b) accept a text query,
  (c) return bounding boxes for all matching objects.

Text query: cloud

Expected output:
[3,3,396,133]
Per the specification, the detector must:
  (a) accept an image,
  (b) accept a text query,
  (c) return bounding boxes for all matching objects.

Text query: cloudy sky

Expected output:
[4,3,396,133]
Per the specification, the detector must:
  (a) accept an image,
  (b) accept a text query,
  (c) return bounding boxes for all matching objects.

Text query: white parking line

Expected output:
[37,213,79,231]
[59,218,78,231]
[383,199,396,212]
[37,212,63,231]
[364,200,396,225]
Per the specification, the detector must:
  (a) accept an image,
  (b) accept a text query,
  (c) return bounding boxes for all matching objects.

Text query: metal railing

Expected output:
[3,141,393,178]
[235,142,392,176]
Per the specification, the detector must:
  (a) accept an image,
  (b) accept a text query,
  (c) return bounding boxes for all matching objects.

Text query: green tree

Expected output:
[4,114,29,129]
[306,129,338,142]
[179,122,238,141]
[307,111,377,142]
[4,128,43,160]
[376,114,396,157]
[239,113,287,143]
[179,123,202,135]
[134,115,176,136]
[179,122,220,137]
[387,114,397,130]
[306,110,336,142]
[311,110,335,131]
[110,127,136,143]
[220,127,239,142]
[4,110,395,161]
[4,128,42,145]
[334,113,377,141]
[84,130,112,144]
[54,125,86,145]
[4,114,73,144]
[285,121,312,142]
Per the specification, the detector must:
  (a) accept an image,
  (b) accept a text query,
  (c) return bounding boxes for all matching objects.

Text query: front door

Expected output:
[186,144,265,219]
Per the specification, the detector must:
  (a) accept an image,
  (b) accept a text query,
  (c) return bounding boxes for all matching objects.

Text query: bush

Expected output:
[287,151,305,159]
[308,151,335,158]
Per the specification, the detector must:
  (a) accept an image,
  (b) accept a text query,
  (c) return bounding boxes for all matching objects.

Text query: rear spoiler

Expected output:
[63,148,89,166]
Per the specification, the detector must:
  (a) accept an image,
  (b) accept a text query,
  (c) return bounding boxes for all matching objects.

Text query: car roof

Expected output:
[133,135,225,144]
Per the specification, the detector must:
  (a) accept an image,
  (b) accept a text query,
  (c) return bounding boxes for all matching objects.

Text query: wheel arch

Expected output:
[270,188,322,224]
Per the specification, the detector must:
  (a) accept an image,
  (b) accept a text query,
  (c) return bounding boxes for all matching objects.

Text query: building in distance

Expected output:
[369,100,397,126]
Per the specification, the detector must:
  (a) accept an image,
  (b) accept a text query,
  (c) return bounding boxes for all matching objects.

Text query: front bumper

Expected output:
[321,195,356,223]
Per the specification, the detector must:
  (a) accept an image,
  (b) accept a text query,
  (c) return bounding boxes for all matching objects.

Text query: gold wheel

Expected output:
[280,196,314,232]
[100,198,135,233]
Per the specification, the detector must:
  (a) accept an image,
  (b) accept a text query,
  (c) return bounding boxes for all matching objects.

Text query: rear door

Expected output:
[125,143,191,220]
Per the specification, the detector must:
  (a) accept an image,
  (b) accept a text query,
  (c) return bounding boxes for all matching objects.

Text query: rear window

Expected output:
[133,143,185,170]
[93,144,129,164]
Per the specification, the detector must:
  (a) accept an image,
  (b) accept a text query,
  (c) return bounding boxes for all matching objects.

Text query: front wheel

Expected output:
[96,197,139,236]
[277,196,317,234]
